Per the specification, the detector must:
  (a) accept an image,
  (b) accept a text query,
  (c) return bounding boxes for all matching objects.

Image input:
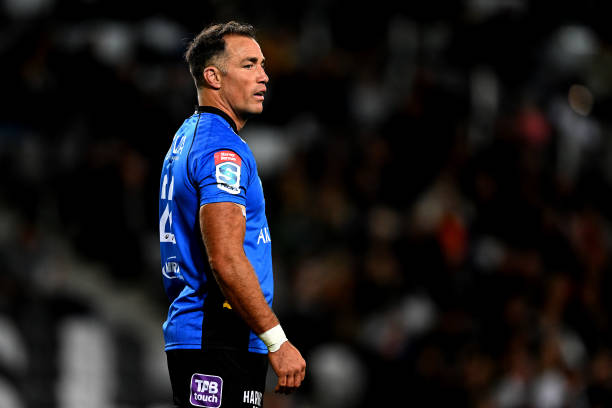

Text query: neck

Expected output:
[197,91,246,131]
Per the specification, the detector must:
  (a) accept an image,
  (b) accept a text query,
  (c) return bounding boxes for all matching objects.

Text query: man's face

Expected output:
[219,35,268,119]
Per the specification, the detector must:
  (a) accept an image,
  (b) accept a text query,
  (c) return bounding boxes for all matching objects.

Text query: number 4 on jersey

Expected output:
[160,173,176,243]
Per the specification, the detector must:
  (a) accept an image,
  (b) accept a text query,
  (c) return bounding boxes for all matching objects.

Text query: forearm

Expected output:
[210,255,278,335]
[200,202,279,335]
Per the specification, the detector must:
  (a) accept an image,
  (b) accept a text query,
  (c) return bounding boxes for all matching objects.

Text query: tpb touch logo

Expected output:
[190,373,223,408]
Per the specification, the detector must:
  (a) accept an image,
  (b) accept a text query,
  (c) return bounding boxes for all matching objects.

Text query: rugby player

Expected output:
[158,21,306,408]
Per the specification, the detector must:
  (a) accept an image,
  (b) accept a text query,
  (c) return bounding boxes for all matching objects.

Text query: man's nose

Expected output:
[258,66,269,83]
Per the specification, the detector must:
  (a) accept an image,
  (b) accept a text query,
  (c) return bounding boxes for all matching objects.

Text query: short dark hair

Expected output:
[185,21,257,88]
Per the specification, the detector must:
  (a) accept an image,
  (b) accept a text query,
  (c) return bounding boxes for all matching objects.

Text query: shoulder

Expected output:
[190,115,254,170]
[193,114,243,148]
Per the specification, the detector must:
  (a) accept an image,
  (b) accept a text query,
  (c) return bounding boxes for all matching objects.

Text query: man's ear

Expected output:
[203,66,222,90]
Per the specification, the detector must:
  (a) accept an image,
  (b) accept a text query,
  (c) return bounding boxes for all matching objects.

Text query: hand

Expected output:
[267,341,306,394]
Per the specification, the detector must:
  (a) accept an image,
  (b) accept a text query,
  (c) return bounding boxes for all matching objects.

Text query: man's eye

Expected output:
[244,64,253,68]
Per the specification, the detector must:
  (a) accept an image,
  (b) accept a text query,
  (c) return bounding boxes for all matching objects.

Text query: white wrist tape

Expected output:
[258,324,288,352]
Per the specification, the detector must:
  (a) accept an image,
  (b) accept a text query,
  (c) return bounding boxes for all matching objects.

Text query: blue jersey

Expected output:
[159,106,273,354]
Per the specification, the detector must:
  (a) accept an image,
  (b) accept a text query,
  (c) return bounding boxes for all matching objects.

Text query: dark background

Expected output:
[2,0,612,407]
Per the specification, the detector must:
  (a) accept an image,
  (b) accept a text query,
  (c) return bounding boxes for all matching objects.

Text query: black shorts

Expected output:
[166,349,268,408]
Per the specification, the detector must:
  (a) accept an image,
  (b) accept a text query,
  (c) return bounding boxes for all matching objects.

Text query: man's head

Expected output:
[186,21,268,126]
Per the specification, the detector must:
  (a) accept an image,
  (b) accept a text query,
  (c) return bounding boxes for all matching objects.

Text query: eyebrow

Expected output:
[241,57,265,64]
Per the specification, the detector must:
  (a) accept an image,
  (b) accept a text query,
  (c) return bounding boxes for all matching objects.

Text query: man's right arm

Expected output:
[199,202,306,393]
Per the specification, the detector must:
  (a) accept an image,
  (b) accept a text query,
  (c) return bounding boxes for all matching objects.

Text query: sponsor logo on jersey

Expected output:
[190,373,223,408]
[214,151,241,194]
[166,133,187,160]
[257,227,271,245]
[243,390,263,407]
[162,257,183,280]
[172,133,186,155]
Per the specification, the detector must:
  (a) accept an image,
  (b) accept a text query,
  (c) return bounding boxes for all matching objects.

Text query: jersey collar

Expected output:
[196,106,238,134]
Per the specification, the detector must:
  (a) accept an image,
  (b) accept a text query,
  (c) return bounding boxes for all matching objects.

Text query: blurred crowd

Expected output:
[2,0,612,407]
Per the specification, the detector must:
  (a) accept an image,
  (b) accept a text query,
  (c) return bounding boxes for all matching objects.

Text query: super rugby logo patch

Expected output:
[214,151,241,194]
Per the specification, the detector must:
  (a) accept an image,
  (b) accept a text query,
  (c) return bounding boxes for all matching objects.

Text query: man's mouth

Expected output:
[254,91,266,100]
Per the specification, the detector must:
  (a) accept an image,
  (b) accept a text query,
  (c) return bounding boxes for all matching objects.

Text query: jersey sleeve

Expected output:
[192,149,250,207]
